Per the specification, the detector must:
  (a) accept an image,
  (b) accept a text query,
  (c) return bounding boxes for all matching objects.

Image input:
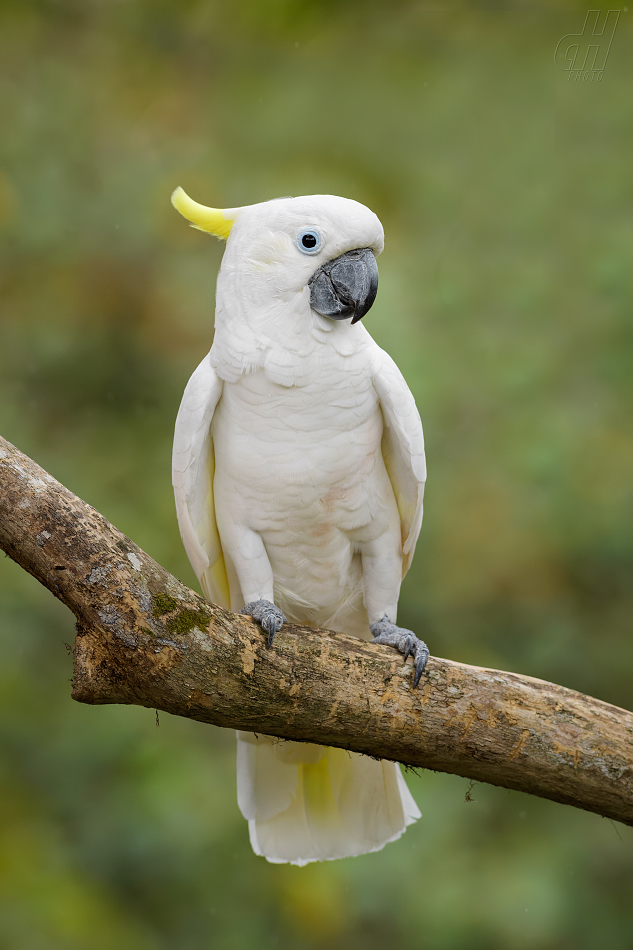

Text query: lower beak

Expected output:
[308,247,379,324]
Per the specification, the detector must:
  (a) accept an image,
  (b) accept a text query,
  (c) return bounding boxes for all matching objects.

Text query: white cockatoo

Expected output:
[171,188,428,865]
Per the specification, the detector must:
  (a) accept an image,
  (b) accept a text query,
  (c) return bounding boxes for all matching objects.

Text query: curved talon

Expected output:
[261,618,272,648]
[370,617,430,689]
[240,600,286,648]
[413,643,429,689]
[263,614,282,649]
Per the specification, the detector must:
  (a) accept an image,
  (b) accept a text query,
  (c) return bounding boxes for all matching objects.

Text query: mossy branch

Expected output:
[1,434,632,826]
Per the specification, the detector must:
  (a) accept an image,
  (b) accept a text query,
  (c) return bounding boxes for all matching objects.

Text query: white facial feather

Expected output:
[208,195,384,384]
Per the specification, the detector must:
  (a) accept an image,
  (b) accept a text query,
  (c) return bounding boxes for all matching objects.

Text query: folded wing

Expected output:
[172,353,230,608]
[372,347,426,576]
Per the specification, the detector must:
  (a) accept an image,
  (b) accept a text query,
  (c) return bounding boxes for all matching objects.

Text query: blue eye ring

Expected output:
[296,229,322,255]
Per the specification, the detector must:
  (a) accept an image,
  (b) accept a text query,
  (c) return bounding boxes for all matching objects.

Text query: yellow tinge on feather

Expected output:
[171,186,236,240]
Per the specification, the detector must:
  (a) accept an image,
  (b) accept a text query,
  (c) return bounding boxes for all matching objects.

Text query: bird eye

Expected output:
[296,230,321,255]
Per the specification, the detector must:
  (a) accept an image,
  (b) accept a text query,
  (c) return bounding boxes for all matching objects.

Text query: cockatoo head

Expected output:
[171,189,384,326]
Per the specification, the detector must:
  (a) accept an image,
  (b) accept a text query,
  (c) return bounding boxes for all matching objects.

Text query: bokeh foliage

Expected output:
[1,1,632,947]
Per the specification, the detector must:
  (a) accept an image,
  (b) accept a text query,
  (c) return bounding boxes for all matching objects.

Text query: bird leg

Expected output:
[370,615,429,688]
[214,525,286,648]
[360,534,430,689]
[240,601,286,648]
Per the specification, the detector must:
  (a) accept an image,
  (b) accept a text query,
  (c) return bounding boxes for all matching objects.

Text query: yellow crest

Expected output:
[171,187,235,240]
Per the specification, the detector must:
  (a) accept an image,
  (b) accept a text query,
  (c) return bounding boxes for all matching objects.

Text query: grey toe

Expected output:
[240,600,286,648]
[370,615,429,689]
[413,642,430,688]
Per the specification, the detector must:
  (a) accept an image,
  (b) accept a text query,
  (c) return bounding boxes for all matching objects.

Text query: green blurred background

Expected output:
[1,1,632,947]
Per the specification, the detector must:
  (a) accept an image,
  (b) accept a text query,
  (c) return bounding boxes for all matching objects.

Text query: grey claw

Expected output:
[263,615,281,649]
[413,642,429,689]
[240,600,286,648]
[370,616,430,689]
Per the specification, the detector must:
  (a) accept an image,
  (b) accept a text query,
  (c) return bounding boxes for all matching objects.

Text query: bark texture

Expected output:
[1,434,632,826]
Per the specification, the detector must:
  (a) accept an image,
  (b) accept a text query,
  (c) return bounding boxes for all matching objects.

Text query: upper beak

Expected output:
[308,247,379,324]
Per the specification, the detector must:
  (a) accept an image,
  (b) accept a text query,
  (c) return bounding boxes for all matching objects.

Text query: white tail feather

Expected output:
[236,732,420,866]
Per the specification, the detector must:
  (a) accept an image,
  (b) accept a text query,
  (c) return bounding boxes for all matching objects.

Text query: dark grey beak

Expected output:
[308,247,379,324]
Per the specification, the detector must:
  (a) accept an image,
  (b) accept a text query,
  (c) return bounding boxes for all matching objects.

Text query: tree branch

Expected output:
[1,434,632,826]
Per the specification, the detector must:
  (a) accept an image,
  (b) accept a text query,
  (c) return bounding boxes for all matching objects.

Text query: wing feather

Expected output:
[172,353,230,608]
[372,347,426,576]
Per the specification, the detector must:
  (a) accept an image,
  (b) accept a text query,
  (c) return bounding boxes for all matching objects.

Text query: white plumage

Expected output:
[172,192,426,864]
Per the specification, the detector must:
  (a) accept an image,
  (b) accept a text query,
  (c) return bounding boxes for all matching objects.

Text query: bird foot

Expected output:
[370,615,429,688]
[240,600,286,648]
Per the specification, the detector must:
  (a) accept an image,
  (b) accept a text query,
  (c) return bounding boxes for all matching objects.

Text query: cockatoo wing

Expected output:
[172,353,230,609]
[372,347,426,576]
